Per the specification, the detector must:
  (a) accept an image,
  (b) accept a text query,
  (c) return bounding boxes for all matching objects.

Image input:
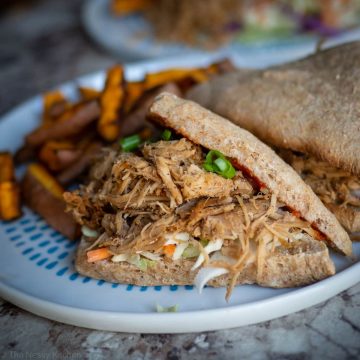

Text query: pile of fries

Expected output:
[0,59,234,239]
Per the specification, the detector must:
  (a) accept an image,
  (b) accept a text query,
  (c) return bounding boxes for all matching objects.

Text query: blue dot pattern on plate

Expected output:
[2,207,194,293]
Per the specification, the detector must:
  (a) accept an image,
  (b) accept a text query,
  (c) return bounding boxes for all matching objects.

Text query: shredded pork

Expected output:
[64,138,326,296]
[279,151,360,210]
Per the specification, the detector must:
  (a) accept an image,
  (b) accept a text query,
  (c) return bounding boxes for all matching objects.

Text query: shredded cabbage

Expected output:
[138,251,161,261]
[194,267,229,293]
[192,239,224,270]
[164,232,190,245]
[111,253,155,271]
[175,232,190,241]
[172,242,188,260]
[111,254,129,262]
[164,238,177,246]
[81,225,99,238]
[182,245,200,259]
[128,254,147,271]
[164,232,191,260]
[143,258,156,269]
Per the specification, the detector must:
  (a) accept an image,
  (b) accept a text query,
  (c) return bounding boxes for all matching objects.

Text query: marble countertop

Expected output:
[0,1,359,359]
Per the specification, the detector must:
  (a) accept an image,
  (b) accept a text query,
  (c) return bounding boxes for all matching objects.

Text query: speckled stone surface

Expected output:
[0,1,359,359]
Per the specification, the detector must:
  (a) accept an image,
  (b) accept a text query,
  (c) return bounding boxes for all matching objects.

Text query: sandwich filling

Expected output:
[292,155,360,209]
[64,138,328,297]
[282,151,360,233]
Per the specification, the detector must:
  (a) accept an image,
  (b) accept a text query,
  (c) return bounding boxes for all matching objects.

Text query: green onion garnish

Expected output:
[203,150,236,179]
[203,163,215,172]
[119,134,141,152]
[161,129,172,141]
[156,304,179,313]
[214,158,228,172]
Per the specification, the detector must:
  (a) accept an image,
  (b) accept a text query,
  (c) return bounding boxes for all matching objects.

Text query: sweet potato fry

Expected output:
[38,141,79,172]
[144,68,209,90]
[57,142,102,185]
[98,65,125,141]
[56,148,83,167]
[54,104,78,123]
[15,99,81,163]
[144,60,235,93]
[0,153,21,220]
[26,163,64,198]
[0,182,21,221]
[14,145,36,164]
[124,81,145,113]
[22,164,79,240]
[121,82,182,137]
[42,91,68,124]
[26,100,100,147]
[78,87,101,101]
[0,152,15,182]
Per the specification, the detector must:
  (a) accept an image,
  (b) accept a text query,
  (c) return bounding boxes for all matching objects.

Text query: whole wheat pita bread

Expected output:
[76,237,335,288]
[187,42,360,177]
[148,92,352,256]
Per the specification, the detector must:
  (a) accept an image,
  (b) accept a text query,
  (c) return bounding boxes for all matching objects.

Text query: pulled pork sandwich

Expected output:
[187,42,360,234]
[64,93,351,298]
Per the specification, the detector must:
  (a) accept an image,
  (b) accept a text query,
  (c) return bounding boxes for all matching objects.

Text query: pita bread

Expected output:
[148,93,352,256]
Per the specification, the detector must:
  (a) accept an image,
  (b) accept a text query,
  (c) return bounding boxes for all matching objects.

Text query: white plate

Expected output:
[0,55,359,334]
[83,0,360,67]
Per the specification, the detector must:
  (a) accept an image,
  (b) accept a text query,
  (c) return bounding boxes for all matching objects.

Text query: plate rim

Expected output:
[1,261,359,333]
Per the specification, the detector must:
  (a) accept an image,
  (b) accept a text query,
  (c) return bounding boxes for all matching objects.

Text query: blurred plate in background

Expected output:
[83,0,360,67]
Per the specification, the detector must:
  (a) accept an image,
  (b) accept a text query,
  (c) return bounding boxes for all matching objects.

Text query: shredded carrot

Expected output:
[163,244,176,257]
[87,247,112,262]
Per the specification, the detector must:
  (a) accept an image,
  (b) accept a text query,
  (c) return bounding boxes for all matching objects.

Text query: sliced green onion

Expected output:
[203,150,236,179]
[156,304,179,313]
[205,150,225,164]
[119,134,141,152]
[203,163,215,172]
[214,157,228,172]
[223,165,236,179]
[161,129,172,141]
